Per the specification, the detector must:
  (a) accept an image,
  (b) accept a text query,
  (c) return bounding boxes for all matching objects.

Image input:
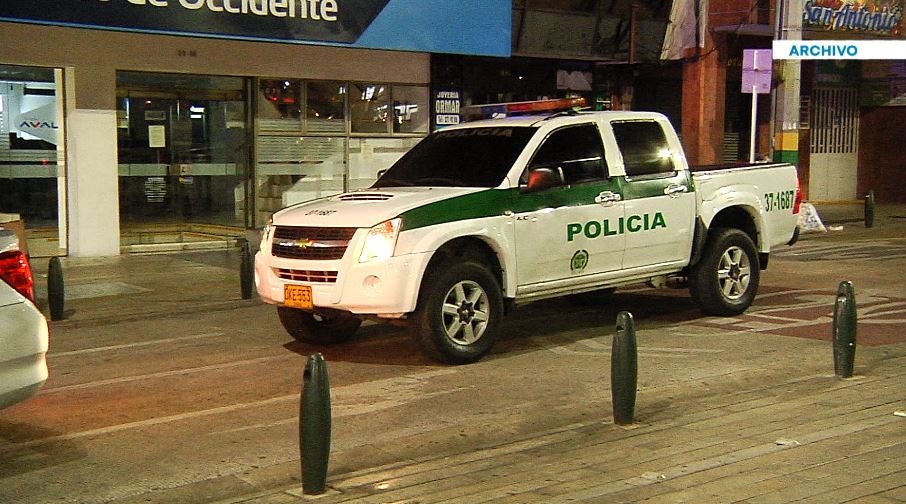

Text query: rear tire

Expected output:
[689,228,760,316]
[411,261,503,364]
[277,306,361,345]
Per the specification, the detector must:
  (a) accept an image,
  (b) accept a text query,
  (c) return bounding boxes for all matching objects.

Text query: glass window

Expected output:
[529,124,607,185]
[306,81,346,133]
[392,86,429,134]
[258,79,302,134]
[253,80,430,224]
[611,121,676,177]
[350,83,390,134]
[373,127,537,188]
[0,65,66,257]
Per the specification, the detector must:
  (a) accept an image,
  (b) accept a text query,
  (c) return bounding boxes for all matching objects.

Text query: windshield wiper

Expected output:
[413,177,464,187]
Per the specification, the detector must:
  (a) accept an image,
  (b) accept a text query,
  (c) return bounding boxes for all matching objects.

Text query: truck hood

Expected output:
[272,187,493,228]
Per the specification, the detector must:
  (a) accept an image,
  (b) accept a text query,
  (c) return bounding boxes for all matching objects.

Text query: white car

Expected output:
[0,229,49,410]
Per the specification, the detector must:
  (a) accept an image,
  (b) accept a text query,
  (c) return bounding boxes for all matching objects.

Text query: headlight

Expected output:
[260,217,273,251]
[359,218,401,263]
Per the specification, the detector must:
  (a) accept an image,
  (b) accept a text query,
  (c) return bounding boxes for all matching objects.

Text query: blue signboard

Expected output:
[0,0,511,57]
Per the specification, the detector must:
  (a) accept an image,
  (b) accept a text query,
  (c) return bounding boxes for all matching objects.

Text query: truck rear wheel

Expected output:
[277,306,362,345]
[411,261,503,364]
[689,228,760,316]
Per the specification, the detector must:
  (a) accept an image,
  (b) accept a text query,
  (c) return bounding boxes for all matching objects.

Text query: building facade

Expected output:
[794,0,906,202]
[667,0,905,202]
[0,1,510,257]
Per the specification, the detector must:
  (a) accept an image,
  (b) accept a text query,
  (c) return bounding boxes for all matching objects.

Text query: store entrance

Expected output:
[809,86,860,201]
[116,72,250,250]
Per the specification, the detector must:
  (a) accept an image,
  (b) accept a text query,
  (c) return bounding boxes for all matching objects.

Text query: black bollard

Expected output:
[611,311,638,425]
[832,281,857,378]
[300,353,331,495]
[239,238,253,300]
[864,190,875,229]
[47,256,65,321]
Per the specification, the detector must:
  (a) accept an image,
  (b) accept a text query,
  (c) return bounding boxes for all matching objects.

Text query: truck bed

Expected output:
[691,162,792,174]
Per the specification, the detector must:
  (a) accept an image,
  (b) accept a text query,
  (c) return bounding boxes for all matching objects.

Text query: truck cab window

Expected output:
[611,121,676,177]
[527,124,607,186]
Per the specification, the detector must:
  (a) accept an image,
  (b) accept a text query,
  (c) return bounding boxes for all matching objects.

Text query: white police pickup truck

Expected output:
[255,111,800,363]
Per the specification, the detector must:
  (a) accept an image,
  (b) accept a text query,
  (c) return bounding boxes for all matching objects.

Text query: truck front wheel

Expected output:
[689,228,760,316]
[277,306,362,345]
[411,262,503,364]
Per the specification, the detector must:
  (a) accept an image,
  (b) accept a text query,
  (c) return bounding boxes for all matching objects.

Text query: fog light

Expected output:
[363,275,382,295]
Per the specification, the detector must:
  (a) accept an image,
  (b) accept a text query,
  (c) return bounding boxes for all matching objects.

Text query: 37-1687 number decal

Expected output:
[764,190,795,212]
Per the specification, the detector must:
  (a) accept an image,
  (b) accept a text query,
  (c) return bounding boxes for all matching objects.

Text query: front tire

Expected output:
[277,306,362,345]
[411,261,503,364]
[689,228,760,316]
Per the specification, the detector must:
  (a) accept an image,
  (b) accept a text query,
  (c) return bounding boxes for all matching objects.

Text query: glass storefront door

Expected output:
[116,72,250,248]
[0,64,67,257]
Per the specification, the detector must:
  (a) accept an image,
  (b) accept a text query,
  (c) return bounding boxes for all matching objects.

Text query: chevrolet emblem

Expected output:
[278,238,314,249]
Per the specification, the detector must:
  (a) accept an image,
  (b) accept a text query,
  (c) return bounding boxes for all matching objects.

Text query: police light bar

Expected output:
[462,97,587,120]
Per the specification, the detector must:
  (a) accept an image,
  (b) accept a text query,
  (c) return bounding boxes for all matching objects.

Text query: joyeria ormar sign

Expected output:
[0,0,511,56]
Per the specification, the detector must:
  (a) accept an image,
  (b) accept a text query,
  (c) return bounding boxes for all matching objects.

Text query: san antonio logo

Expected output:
[571,249,589,273]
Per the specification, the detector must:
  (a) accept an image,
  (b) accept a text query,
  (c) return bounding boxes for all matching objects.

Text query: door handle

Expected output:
[664,184,688,197]
[595,191,622,206]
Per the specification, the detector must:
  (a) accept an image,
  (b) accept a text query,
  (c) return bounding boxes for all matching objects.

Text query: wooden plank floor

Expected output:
[240,351,906,504]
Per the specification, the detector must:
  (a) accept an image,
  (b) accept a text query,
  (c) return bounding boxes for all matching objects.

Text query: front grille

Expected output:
[276,268,338,283]
[271,226,357,260]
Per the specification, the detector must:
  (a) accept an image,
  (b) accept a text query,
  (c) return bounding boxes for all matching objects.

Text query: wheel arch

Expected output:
[422,236,506,294]
[702,203,766,251]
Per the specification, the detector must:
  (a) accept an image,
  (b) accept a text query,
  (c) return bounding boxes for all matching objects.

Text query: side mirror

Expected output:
[523,167,564,193]
[376,168,388,179]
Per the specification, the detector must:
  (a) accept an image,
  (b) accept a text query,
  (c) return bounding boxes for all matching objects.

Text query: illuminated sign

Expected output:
[803,0,903,36]
[434,90,461,129]
[0,0,387,44]
[0,0,511,56]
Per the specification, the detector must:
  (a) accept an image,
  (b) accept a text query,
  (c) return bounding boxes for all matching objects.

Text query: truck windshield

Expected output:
[372,126,537,188]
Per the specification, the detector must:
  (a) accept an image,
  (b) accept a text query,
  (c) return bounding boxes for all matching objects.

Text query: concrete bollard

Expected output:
[47,256,65,321]
[864,190,875,229]
[611,311,638,425]
[832,281,857,378]
[300,353,331,495]
[239,238,253,300]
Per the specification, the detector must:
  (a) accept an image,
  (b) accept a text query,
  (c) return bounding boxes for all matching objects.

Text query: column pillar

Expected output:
[65,65,121,256]
[681,36,727,166]
[772,0,804,167]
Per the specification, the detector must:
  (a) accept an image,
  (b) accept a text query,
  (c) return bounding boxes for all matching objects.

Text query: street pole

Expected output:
[772,0,803,166]
[750,86,758,163]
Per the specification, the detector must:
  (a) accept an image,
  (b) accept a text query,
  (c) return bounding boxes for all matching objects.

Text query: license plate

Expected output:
[283,284,313,310]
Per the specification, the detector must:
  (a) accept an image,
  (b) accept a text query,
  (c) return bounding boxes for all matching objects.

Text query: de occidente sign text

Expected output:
[0,0,390,45]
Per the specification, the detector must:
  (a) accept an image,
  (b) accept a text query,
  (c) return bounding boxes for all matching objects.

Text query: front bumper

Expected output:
[255,248,432,316]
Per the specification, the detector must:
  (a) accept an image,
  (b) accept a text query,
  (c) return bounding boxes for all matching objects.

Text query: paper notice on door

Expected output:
[148,125,166,148]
